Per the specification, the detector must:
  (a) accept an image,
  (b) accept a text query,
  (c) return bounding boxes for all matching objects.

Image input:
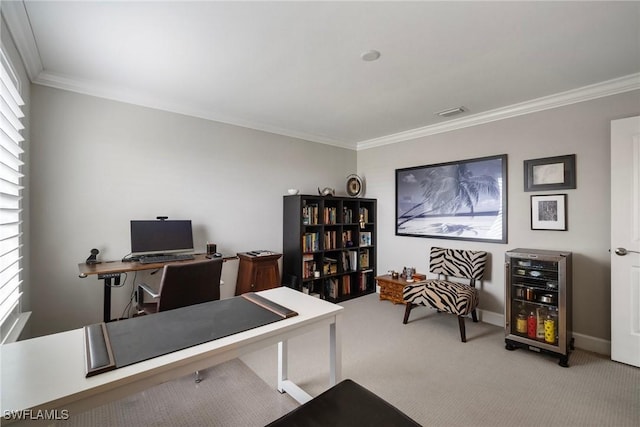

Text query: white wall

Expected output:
[29,85,356,337]
[358,90,640,350]
[25,79,640,351]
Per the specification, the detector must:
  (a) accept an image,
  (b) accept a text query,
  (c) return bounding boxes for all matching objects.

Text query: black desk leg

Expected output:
[100,275,121,323]
[103,279,112,323]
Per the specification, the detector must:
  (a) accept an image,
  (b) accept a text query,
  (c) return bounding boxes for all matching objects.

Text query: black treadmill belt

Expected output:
[84,294,295,376]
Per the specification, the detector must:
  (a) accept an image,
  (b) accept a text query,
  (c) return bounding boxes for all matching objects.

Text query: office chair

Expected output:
[136,258,223,383]
[136,257,223,315]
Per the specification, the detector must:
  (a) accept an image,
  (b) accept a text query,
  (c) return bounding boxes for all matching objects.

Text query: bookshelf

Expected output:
[283,195,376,302]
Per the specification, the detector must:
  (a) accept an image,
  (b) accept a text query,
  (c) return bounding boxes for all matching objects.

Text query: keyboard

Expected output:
[138,254,195,264]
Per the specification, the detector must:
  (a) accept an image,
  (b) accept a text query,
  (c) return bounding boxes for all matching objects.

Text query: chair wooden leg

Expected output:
[403,303,415,324]
[471,309,478,323]
[458,316,467,342]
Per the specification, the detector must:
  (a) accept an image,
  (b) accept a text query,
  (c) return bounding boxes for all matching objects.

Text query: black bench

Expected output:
[267,379,420,426]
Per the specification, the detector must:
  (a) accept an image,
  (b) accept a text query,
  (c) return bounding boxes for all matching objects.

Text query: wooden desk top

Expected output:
[78,253,238,277]
[237,251,282,261]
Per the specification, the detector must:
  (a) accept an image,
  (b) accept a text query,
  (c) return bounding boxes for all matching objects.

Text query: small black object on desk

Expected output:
[86,248,101,265]
[206,252,222,259]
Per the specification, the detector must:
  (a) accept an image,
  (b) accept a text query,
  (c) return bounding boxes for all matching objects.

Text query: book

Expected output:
[328,278,339,299]
[359,249,369,269]
[341,275,351,295]
[324,230,337,249]
[343,207,353,224]
[359,231,372,246]
[302,203,319,225]
[302,254,315,279]
[302,232,320,252]
[323,257,338,275]
[323,206,337,224]
[349,251,358,271]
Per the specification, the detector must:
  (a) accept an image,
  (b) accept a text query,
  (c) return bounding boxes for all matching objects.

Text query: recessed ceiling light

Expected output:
[361,50,381,62]
[436,106,466,117]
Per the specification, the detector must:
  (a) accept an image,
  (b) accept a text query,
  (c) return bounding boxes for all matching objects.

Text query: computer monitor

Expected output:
[130,220,194,256]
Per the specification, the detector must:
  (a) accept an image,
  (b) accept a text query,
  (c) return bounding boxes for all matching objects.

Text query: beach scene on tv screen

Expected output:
[396,157,504,241]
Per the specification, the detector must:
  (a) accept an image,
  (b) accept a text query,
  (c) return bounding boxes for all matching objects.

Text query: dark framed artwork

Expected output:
[531,194,567,231]
[524,154,576,191]
[396,154,507,243]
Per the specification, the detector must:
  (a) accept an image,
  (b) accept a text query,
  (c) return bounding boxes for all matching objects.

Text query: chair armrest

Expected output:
[137,282,160,299]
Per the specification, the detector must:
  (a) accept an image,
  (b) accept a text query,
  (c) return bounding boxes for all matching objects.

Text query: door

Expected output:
[611,116,640,367]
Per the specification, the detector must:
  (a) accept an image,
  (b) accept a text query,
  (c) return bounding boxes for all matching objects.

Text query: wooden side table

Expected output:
[375,274,426,305]
[235,252,282,295]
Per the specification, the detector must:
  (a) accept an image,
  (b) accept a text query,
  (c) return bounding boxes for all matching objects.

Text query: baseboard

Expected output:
[477,308,504,329]
[572,332,611,356]
[477,309,611,356]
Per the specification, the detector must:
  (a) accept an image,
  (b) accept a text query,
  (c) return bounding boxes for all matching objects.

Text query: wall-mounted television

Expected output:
[395,154,507,243]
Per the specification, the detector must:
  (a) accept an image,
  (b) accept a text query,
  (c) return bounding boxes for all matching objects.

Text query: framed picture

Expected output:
[531,194,567,230]
[524,154,576,191]
[395,154,507,243]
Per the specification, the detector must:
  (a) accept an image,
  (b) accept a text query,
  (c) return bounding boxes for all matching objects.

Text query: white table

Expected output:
[1,288,343,422]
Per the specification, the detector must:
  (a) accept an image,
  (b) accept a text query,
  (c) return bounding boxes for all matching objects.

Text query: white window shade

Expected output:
[0,47,25,338]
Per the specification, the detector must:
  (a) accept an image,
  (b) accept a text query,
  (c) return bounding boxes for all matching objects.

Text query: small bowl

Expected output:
[539,294,555,304]
[287,189,299,195]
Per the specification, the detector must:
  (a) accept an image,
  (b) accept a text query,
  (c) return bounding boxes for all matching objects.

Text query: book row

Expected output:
[302,203,372,225]
[301,249,371,279]
[325,271,374,299]
[302,231,372,252]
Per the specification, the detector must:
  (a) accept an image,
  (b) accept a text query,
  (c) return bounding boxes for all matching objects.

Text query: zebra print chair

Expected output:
[402,247,488,342]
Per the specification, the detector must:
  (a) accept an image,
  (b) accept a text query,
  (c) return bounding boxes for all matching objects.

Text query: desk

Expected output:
[1,287,343,423]
[78,254,237,322]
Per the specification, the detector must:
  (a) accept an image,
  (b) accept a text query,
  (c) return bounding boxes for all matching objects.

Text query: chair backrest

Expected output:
[429,247,488,281]
[156,258,223,312]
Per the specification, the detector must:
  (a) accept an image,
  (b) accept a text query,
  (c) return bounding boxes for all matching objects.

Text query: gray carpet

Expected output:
[40,293,640,426]
[49,359,298,427]
[242,293,640,427]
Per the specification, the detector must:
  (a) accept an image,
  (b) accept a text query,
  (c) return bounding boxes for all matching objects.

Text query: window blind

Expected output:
[0,47,25,336]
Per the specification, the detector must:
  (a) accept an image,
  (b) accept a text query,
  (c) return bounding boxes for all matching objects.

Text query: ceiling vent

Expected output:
[436,106,466,117]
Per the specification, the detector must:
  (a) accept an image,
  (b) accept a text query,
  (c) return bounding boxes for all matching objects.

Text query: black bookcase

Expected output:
[283,195,377,302]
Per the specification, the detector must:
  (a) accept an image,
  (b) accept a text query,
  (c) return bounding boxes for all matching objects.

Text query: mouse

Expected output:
[207,253,223,259]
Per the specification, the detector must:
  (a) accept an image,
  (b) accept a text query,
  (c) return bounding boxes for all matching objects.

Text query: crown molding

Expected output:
[4,0,637,152]
[357,73,640,151]
[2,0,353,150]
[1,0,43,81]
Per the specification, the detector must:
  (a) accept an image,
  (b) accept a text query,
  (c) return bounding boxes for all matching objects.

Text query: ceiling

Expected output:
[3,1,640,150]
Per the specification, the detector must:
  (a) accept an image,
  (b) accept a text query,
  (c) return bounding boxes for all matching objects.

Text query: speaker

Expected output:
[86,248,101,265]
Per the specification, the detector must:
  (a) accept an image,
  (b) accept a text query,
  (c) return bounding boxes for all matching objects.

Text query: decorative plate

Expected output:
[346,174,363,197]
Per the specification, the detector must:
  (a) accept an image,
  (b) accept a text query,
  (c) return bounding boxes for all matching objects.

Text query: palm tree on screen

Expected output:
[398,164,500,228]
